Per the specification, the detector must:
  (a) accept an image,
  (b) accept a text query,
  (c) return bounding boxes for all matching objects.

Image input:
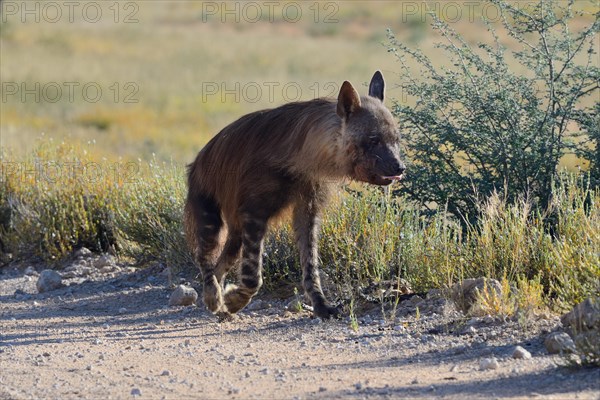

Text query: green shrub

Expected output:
[114,158,193,267]
[388,0,599,220]
[0,142,120,261]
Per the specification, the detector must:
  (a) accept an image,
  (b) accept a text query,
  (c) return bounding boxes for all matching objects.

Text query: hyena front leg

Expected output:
[223,216,267,313]
[293,197,339,319]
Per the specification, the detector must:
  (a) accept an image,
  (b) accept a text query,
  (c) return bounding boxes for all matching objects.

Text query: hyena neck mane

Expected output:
[278,94,397,185]
[228,95,392,184]
[209,98,350,184]
[276,98,350,182]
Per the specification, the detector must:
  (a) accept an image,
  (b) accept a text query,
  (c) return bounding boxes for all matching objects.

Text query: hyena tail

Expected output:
[185,154,220,259]
[185,157,228,313]
[184,188,223,267]
[184,186,227,313]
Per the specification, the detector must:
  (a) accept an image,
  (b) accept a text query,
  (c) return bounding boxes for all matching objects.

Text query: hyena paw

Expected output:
[313,303,341,320]
[203,275,223,313]
[224,284,253,314]
[216,311,235,323]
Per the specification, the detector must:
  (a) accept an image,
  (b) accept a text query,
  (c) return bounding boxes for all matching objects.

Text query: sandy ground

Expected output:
[1,259,599,400]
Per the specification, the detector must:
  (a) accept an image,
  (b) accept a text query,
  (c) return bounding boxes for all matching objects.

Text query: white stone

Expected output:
[93,255,114,269]
[168,285,198,307]
[75,247,92,258]
[479,357,499,370]
[512,346,532,359]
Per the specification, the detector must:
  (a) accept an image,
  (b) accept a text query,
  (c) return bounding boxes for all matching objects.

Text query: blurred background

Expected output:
[2,0,594,164]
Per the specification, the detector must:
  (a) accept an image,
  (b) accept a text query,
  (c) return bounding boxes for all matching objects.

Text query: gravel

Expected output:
[2,262,598,400]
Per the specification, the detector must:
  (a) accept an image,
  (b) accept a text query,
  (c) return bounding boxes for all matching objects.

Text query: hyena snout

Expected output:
[386,159,406,176]
[374,150,406,181]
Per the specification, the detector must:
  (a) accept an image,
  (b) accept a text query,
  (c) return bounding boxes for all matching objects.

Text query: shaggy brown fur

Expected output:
[185,71,405,319]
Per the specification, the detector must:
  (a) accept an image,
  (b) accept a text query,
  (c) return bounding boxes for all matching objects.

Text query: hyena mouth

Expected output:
[381,174,404,182]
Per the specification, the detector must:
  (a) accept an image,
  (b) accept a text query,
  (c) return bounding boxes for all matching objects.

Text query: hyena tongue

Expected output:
[382,175,403,181]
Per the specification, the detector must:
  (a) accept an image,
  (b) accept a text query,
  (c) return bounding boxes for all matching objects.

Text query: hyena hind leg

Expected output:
[214,230,243,286]
[186,193,225,313]
[223,216,267,313]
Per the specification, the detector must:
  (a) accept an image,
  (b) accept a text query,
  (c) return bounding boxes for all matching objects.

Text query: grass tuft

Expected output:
[1,143,598,314]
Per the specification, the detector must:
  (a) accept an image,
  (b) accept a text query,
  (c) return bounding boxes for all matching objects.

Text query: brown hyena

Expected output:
[185,71,405,319]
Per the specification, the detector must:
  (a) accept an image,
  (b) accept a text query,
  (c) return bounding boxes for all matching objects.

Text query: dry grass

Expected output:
[1,139,598,315]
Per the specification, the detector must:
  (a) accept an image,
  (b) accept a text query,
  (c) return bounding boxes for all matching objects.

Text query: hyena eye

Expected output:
[368,137,380,147]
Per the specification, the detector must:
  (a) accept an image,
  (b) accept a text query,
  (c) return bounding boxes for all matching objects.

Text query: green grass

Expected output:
[2,141,598,314]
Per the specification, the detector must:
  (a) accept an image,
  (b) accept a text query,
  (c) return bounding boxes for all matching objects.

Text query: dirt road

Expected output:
[1,261,598,399]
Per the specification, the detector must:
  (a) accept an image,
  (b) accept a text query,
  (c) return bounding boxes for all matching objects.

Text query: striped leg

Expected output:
[223,217,267,313]
[214,230,243,286]
[187,194,225,313]
[293,196,339,319]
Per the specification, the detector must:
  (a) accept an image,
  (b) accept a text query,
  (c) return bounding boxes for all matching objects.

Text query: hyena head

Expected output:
[337,71,405,186]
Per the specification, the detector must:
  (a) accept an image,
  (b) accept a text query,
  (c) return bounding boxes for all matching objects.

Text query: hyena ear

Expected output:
[368,70,385,102]
[337,81,361,119]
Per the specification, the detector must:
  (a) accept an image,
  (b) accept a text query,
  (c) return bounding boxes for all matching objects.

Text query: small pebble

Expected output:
[75,247,92,258]
[479,357,499,370]
[512,346,532,360]
[36,270,63,293]
[169,285,198,307]
[544,332,576,354]
[94,255,114,269]
[462,326,477,335]
[247,299,268,311]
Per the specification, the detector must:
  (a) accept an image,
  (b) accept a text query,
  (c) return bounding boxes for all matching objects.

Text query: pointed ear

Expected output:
[368,70,385,101]
[337,81,361,119]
